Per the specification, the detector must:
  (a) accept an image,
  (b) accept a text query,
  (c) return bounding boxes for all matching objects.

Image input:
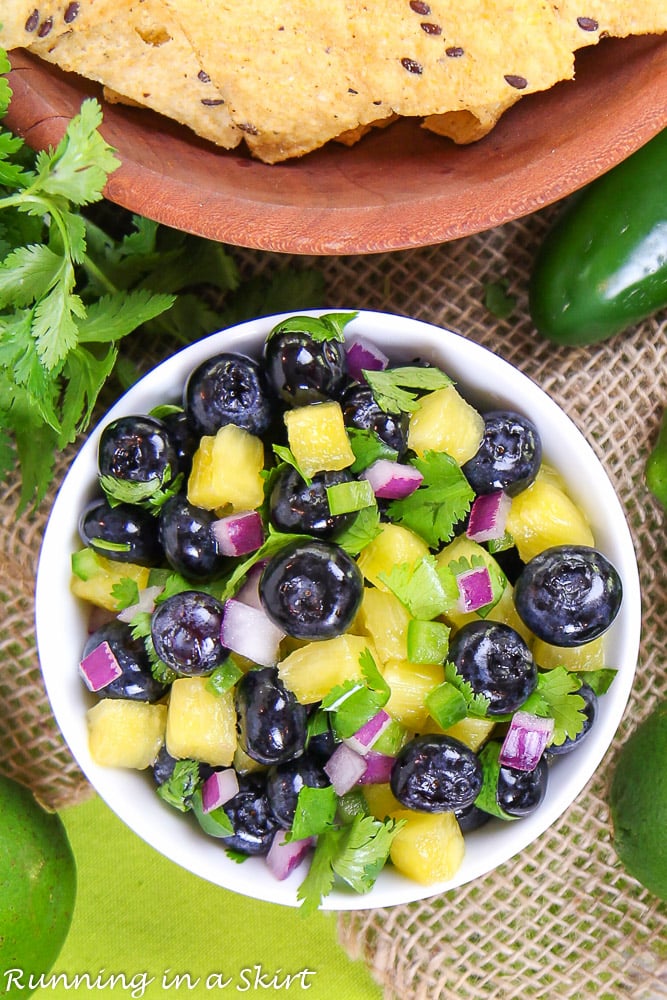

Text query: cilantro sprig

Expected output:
[387,451,475,548]
[363,365,452,414]
[268,311,358,343]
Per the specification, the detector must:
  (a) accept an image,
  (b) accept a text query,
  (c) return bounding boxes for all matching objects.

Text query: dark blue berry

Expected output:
[150,590,227,675]
[82,620,167,702]
[342,383,408,455]
[390,734,483,812]
[218,772,281,856]
[264,330,347,406]
[269,466,355,538]
[266,755,330,828]
[462,410,541,496]
[496,757,549,817]
[235,667,308,766]
[158,494,225,580]
[79,497,162,566]
[514,545,623,647]
[184,353,273,437]
[448,620,537,715]
[98,415,179,487]
[259,540,363,640]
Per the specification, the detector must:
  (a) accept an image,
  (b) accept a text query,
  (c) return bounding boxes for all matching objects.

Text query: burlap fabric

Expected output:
[2,206,666,996]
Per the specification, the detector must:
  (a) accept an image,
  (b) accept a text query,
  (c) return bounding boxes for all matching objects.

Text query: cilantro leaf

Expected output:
[334,504,382,556]
[297,814,404,915]
[322,647,390,739]
[387,451,475,549]
[444,661,491,718]
[290,785,338,841]
[521,667,587,747]
[484,279,516,320]
[156,759,200,812]
[347,427,398,474]
[363,366,452,414]
[110,577,141,610]
[379,553,459,620]
[269,311,357,344]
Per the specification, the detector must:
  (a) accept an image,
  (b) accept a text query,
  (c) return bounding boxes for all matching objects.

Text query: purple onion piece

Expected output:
[345,337,389,383]
[201,768,239,813]
[212,510,264,557]
[455,565,494,613]
[499,711,555,771]
[79,640,123,692]
[466,490,512,543]
[342,709,392,756]
[361,459,423,499]
[266,831,315,881]
[324,742,368,795]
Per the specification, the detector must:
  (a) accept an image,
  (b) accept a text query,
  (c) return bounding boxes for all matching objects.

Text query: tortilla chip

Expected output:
[551,1,667,51]
[422,100,519,144]
[0,0,125,51]
[27,0,241,150]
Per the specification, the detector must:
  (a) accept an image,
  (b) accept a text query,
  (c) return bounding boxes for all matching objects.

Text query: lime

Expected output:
[609,701,667,900]
[0,775,77,996]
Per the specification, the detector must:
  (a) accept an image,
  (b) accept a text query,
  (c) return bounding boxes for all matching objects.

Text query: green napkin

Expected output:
[32,795,381,1000]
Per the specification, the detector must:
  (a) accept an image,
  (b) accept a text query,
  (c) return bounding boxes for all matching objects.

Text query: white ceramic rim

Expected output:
[35,309,642,910]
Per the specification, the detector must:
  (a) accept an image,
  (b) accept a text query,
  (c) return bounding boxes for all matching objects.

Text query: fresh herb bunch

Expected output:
[0,50,324,513]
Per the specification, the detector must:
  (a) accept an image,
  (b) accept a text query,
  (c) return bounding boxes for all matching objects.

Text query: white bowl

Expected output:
[35,310,641,910]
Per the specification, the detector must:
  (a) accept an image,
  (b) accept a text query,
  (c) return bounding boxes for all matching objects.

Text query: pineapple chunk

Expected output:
[408,384,484,464]
[506,467,594,563]
[390,809,465,884]
[533,635,605,672]
[436,535,532,643]
[187,423,264,511]
[357,522,429,590]
[166,677,237,766]
[71,549,150,611]
[283,401,355,478]
[87,699,167,769]
[383,658,443,731]
[422,715,496,751]
[277,633,375,704]
[363,782,402,820]
[356,587,411,662]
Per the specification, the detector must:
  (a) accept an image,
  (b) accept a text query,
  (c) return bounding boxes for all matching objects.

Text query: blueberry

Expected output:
[448,621,537,715]
[266,755,330,828]
[218,772,281,856]
[462,410,542,496]
[455,801,493,833]
[98,415,179,487]
[235,667,308,766]
[269,466,355,538]
[546,683,598,756]
[158,494,225,580]
[184,353,273,437]
[390,734,483,813]
[259,539,363,640]
[79,497,162,566]
[82,620,167,702]
[159,409,198,478]
[264,330,347,406]
[150,590,227,675]
[496,757,549,817]
[341,383,408,455]
[514,545,623,647]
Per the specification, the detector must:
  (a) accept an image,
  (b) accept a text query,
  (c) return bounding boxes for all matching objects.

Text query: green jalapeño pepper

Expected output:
[529,128,667,346]
[646,408,667,510]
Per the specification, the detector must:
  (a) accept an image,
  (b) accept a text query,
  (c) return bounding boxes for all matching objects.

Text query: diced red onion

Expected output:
[212,510,264,557]
[361,459,423,500]
[233,559,269,610]
[499,711,555,772]
[220,598,285,667]
[343,709,392,756]
[324,742,368,796]
[201,768,240,813]
[466,490,512,543]
[117,584,164,623]
[345,337,389,383]
[266,831,315,881]
[79,640,123,692]
[456,565,494,613]
[357,751,396,785]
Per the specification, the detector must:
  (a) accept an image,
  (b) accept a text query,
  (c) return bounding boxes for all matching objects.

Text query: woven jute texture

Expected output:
[2,206,666,994]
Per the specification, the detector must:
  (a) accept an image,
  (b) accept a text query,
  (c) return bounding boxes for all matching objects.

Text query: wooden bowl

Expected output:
[6,33,667,255]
